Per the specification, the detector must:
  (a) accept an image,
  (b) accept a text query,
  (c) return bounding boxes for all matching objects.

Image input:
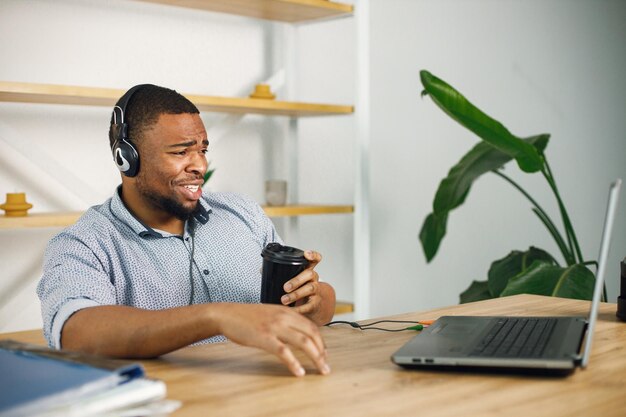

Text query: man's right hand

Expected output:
[208,303,330,377]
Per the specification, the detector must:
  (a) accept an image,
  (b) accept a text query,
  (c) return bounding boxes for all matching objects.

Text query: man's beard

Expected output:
[146,193,197,221]
[136,177,198,221]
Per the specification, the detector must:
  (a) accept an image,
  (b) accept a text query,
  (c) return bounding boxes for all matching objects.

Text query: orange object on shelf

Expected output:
[0,192,33,217]
[249,84,276,100]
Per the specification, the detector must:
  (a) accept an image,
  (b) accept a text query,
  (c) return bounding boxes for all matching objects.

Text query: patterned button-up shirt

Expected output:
[37,187,281,348]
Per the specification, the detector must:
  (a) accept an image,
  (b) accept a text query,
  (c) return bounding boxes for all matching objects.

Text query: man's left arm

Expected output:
[280,250,336,325]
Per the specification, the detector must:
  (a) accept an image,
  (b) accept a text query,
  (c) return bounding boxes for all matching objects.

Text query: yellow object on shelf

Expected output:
[249,84,276,100]
[0,193,33,217]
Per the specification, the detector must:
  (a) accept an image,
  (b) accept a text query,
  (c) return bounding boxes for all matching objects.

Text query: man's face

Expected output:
[134,113,209,221]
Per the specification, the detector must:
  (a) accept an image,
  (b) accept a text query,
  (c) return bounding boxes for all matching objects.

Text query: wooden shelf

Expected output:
[334,301,354,315]
[135,0,353,23]
[0,81,354,117]
[262,204,353,217]
[0,212,83,229]
[0,205,353,230]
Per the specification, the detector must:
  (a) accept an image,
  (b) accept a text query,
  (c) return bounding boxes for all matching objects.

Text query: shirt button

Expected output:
[203,269,210,275]
[185,237,190,241]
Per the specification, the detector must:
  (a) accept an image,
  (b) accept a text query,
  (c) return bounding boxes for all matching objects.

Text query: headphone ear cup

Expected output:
[113,138,140,177]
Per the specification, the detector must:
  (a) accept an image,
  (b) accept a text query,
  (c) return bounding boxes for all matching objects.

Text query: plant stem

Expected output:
[492,170,574,264]
[531,208,574,265]
[542,163,601,297]
[541,160,584,264]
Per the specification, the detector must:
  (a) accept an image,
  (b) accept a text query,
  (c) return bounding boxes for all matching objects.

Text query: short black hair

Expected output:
[108,84,199,149]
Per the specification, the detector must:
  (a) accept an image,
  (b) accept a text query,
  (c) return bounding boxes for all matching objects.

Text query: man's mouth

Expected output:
[178,182,203,200]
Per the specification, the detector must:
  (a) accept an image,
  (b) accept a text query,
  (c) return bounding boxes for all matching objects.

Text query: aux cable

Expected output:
[325,319,434,332]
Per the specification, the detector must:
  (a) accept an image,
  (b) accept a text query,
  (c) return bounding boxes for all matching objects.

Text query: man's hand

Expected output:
[280,250,336,325]
[211,303,330,377]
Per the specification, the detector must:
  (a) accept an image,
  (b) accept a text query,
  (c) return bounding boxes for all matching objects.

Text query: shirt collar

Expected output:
[194,198,211,225]
[110,186,212,238]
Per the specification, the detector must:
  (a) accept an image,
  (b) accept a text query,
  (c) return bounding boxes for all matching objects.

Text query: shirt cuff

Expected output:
[51,298,100,349]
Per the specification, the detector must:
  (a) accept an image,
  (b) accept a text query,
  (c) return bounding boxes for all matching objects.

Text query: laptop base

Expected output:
[395,362,576,377]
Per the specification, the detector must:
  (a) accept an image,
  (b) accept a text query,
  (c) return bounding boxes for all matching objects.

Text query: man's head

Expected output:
[109,84,200,156]
[110,85,209,225]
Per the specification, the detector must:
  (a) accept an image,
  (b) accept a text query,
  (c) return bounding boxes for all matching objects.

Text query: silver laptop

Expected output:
[392,179,621,375]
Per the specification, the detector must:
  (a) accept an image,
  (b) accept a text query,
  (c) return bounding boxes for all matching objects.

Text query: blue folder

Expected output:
[0,340,144,417]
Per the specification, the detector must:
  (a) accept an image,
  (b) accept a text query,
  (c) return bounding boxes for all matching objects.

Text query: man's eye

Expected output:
[201,149,208,155]
[173,151,186,156]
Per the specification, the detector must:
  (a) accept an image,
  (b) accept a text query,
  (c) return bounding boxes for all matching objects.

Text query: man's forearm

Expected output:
[61,302,332,377]
[61,304,223,358]
[61,294,336,360]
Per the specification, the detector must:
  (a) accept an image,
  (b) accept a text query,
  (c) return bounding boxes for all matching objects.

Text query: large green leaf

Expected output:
[420,70,545,173]
[460,280,493,304]
[419,135,549,262]
[487,247,557,297]
[500,262,595,300]
[418,212,448,262]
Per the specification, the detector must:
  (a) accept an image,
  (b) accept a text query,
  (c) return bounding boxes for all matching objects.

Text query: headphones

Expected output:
[110,84,152,177]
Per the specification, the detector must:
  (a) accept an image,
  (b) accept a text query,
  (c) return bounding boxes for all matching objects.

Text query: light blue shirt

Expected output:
[36,187,281,348]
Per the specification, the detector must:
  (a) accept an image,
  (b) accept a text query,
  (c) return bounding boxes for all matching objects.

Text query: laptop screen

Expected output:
[581,179,621,367]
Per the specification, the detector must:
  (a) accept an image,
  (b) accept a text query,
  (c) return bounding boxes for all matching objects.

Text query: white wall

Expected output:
[366,0,626,316]
[1,0,625,331]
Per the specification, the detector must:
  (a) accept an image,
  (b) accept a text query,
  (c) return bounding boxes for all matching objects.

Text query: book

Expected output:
[37,378,177,417]
[0,340,174,417]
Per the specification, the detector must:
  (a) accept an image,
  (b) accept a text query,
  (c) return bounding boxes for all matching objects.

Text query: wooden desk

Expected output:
[4,295,626,417]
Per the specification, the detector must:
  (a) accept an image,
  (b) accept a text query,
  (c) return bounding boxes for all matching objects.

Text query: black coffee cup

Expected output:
[261,243,309,305]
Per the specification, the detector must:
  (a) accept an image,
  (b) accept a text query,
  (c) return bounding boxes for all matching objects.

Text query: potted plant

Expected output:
[418,70,598,303]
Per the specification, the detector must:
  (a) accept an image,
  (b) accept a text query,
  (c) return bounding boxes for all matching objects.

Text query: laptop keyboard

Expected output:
[469,317,557,358]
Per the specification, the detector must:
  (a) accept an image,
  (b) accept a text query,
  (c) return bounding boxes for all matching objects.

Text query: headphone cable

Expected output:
[188,222,196,305]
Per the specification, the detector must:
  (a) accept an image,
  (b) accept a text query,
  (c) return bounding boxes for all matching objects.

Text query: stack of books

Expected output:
[0,340,180,417]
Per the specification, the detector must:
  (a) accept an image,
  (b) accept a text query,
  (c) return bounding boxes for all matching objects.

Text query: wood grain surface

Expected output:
[4,294,625,417]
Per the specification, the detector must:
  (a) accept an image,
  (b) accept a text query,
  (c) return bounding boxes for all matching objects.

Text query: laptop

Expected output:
[392,179,622,375]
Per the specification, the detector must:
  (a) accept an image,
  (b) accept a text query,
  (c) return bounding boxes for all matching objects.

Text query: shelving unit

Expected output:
[0,0,364,317]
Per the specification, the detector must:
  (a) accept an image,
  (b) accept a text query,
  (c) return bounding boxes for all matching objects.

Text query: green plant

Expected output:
[418,70,598,303]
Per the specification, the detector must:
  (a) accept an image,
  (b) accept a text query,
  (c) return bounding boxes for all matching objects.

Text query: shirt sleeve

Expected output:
[36,229,116,349]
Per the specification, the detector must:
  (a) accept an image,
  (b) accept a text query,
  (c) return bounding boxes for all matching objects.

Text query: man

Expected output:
[37,84,336,377]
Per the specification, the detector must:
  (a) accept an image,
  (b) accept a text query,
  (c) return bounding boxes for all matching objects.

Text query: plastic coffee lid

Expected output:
[262,243,308,265]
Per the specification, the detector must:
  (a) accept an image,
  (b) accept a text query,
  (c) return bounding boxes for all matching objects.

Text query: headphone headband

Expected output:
[113,84,150,128]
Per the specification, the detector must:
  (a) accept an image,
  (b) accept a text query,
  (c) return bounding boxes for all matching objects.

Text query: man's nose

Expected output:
[187,151,208,174]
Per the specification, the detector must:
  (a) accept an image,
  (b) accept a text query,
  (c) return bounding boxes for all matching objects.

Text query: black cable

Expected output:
[325,319,427,332]
[188,223,196,305]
